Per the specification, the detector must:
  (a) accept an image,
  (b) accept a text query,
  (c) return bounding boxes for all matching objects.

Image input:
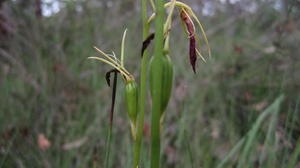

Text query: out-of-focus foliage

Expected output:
[0,0,300,167]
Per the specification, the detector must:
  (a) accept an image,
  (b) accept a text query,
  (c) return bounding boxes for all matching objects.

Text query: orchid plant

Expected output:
[88,0,210,168]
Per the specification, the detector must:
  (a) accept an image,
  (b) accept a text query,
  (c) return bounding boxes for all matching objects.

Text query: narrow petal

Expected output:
[181,9,197,73]
[189,36,197,73]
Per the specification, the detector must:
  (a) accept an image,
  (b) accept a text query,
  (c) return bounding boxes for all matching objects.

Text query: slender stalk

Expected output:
[133,0,149,168]
[151,0,165,167]
[104,72,118,168]
[104,127,112,168]
[132,0,150,167]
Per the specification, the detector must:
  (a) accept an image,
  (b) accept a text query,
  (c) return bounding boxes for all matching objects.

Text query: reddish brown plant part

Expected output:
[189,36,196,73]
[180,9,197,73]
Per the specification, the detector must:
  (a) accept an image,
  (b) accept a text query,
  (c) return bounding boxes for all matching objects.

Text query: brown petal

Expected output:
[189,36,197,73]
[181,9,197,73]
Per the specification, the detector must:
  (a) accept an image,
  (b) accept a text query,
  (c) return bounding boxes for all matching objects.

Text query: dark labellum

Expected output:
[180,9,197,73]
[105,69,119,87]
[104,69,119,128]
[189,36,196,73]
[141,33,155,57]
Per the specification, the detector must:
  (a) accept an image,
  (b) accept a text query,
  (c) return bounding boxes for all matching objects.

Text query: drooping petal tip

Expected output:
[105,69,119,87]
[189,36,197,73]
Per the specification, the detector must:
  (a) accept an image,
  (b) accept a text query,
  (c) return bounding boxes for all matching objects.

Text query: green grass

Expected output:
[1,1,300,168]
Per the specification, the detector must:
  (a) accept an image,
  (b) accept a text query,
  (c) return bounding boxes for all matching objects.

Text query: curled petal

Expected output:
[105,69,119,87]
[141,33,155,57]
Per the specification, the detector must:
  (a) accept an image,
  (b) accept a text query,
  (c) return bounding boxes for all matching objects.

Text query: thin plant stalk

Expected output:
[104,71,118,168]
[151,0,165,167]
[104,127,112,168]
[132,0,150,167]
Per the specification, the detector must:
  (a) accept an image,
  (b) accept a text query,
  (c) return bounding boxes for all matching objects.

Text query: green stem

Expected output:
[132,0,150,168]
[151,0,165,167]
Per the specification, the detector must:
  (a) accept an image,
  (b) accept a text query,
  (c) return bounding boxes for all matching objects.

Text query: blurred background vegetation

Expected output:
[0,0,300,167]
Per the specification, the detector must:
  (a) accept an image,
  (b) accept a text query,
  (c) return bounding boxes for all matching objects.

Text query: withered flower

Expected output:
[180,9,197,73]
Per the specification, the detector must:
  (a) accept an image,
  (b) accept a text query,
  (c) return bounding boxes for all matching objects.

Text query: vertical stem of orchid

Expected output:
[132,0,149,168]
[151,0,165,167]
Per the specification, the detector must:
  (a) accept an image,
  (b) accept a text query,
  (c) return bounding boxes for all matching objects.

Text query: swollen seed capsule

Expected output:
[125,80,138,124]
[149,54,174,115]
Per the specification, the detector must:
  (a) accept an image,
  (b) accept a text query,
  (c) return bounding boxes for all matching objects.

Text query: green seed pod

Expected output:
[125,80,138,124]
[149,54,174,115]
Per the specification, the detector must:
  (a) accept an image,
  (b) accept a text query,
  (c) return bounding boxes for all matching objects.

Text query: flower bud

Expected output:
[149,54,174,116]
[125,80,138,124]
